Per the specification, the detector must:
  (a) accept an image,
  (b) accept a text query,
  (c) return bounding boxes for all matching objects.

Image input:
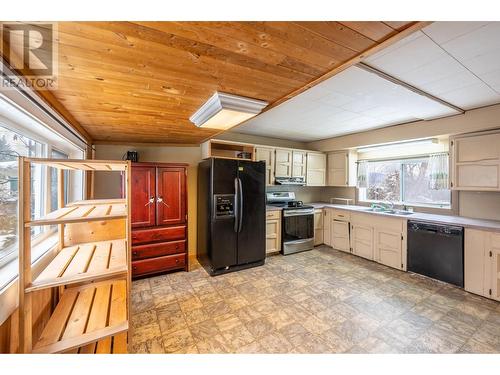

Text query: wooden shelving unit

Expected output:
[201,139,255,161]
[18,157,131,354]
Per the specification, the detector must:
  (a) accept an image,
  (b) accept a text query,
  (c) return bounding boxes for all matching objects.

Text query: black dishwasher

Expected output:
[407,221,464,287]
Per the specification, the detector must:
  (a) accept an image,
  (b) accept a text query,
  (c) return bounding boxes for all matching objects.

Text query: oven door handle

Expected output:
[285,238,314,244]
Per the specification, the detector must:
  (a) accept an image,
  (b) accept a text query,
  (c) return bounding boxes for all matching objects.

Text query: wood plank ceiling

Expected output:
[9,21,421,144]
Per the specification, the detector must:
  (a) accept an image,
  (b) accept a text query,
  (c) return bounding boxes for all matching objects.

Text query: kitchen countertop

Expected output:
[266,205,283,212]
[304,202,500,232]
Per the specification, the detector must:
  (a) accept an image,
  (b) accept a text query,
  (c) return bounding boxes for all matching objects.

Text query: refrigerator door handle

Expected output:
[234,177,239,232]
[238,177,243,233]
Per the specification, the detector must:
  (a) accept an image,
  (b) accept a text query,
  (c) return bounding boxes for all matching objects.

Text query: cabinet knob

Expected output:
[133,266,137,270]
[133,251,138,256]
[175,259,179,264]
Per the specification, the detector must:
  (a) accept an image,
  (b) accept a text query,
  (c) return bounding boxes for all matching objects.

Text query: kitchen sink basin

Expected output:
[362,207,413,215]
[385,209,414,216]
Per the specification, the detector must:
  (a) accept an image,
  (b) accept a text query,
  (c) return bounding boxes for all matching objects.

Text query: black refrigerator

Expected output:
[197,158,266,276]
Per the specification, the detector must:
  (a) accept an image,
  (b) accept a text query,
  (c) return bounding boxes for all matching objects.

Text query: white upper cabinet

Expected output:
[451,132,500,191]
[306,152,326,186]
[292,150,307,179]
[275,148,292,178]
[254,146,275,186]
[327,150,357,187]
[455,133,500,163]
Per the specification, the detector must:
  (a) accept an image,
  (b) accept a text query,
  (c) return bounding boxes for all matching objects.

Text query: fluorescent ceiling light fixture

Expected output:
[189,92,268,130]
[357,138,438,153]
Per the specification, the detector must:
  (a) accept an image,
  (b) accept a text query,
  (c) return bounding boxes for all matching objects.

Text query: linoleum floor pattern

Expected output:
[130,246,500,354]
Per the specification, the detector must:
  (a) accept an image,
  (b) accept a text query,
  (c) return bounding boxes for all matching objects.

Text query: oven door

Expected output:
[282,210,314,243]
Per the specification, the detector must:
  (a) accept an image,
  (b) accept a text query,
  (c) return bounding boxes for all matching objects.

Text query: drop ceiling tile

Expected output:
[366,33,446,75]
[463,45,500,72]
[438,23,500,61]
[437,82,500,110]
[480,69,500,93]
[316,91,354,107]
[422,22,489,44]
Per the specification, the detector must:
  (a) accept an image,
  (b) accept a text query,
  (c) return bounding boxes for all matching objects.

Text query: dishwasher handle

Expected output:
[408,221,463,236]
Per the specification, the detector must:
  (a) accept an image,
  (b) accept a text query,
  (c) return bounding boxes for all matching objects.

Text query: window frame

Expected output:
[0,122,84,287]
[357,154,452,209]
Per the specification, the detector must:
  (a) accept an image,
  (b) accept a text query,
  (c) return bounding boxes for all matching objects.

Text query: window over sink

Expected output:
[357,154,451,209]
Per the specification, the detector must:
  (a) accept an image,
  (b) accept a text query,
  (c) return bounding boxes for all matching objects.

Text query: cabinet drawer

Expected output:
[132,240,186,261]
[266,210,281,220]
[132,253,185,277]
[332,209,350,221]
[132,225,186,245]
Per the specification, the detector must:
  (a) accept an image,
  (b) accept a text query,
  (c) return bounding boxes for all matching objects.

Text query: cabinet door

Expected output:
[351,224,373,260]
[156,167,186,226]
[266,219,281,253]
[490,233,500,301]
[314,209,323,246]
[292,150,307,178]
[455,134,500,163]
[331,220,350,252]
[456,164,499,189]
[323,209,332,246]
[375,229,402,269]
[464,229,487,296]
[255,147,275,186]
[131,166,156,228]
[327,152,348,186]
[275,149,292,177]
[306,152,326,186]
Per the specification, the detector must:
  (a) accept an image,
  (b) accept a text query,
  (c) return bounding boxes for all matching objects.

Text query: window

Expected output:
[50,149,69,211]
[358,155,451,208]
[0,123,83,290]
[0,126,45,266]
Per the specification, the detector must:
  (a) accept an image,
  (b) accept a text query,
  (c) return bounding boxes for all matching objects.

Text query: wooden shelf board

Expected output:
[206,155,253,162]
[28,239,127,292]
[67,198,126,206]
[33,280,128,354]
[68,333,128,354]
[25,158,128,171]
[27,200,127,227]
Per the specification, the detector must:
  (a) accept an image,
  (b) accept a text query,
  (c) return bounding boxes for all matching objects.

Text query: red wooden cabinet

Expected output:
[131,166,156,228]
[156,167,186,226]
[129,162,188,278]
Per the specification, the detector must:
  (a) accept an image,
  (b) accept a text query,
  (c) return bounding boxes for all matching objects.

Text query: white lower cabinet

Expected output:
[314,209,324,246]
[351,224,374,260]
[322,210,405,270]
[332,220,350,252]
[265,210,281,254]
[373,216,406,270]
[464,228,500,301]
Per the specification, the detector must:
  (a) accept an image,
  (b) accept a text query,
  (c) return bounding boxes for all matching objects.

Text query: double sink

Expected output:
[361,205,414,216]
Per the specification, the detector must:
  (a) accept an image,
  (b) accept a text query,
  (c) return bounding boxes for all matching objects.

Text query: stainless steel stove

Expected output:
[266,192,315,255]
